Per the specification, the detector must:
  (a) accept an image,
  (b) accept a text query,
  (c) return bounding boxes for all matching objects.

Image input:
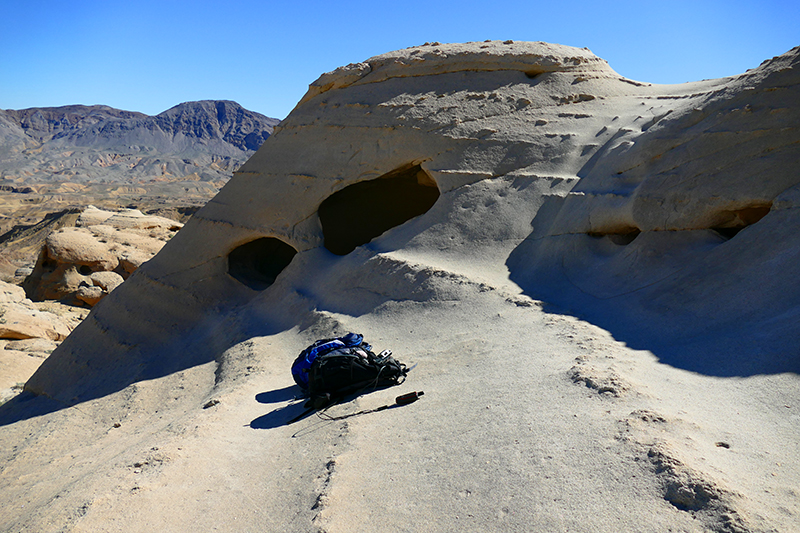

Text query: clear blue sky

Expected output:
[1,0,797,119]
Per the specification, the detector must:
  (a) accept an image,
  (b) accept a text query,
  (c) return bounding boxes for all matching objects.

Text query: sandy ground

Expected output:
[1,256,797,532]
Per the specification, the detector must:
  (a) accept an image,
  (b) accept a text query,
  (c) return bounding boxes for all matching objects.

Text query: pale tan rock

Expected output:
[28,41,800,394]
[76,284,104,307]
[0,256,19,282]
[3,337,59,355]
[103,209,183,231]
[23,207,181,306]
[77,205,116,227]
[0,301,72,341]
[0,347,42,404]
[118,249,152,274]
[89,271,124,292]
[0,280,25,303]
[45,227,119,271]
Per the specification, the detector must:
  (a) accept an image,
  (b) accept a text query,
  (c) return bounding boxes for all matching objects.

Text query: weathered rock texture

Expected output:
[3,42,799,533]
[0,280,84,403]
[34,41,800,382]
[22,206,182,306]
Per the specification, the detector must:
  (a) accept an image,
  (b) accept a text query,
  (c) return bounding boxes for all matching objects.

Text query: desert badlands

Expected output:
[1,41,799,532]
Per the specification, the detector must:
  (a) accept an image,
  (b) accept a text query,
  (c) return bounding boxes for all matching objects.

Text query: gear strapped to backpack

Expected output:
[291,333,409,409]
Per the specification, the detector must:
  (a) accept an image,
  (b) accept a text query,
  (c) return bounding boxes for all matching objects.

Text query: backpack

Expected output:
[291,333,409,409]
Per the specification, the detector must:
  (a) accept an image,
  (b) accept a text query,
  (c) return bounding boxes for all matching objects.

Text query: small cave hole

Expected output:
[228,237,297,290]
[587,227,641,246]
[710,204,771,241]
[712,226,742,240]
[318,163,440,255]
[78,265,93,276]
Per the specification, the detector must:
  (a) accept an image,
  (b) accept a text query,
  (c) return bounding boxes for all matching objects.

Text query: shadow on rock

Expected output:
[506,200,800,377]
[255,385,300,405]
[250,401,310,430]
[0,391,64,427]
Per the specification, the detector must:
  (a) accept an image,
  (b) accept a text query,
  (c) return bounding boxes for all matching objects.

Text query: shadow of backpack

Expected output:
[291,333,409,410]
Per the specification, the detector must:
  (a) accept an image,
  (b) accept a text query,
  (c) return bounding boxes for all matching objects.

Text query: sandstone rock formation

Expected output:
[0,280,83,403]
[2,42,798,533]
[22,206,182,306]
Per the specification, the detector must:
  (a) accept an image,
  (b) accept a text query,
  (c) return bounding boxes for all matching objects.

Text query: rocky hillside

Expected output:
[0,100,279,178]
[0,101,280,236]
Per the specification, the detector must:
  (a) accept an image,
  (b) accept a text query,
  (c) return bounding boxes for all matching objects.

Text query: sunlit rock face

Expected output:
[25,41,800,401]
[23,207,182,307]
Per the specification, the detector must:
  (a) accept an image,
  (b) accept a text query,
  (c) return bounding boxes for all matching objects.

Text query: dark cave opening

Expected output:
[318,163,440,255]
[588,227,642,246]
[710,204,772,240]
[228,237,297,290]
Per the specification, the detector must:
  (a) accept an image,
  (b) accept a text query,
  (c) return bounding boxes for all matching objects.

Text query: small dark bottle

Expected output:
[395,391,424,405]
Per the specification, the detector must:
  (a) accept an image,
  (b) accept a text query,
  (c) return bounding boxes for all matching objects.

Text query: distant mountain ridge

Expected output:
[0,101,281,238]
[0,100,280,182]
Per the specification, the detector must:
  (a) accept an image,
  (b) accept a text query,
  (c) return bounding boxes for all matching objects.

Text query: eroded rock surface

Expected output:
[23,206,182,306]
[0,280,85,403]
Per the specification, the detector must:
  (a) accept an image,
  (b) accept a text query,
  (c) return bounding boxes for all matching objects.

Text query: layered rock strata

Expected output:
[23,206,182,306]
[29,41,800,398]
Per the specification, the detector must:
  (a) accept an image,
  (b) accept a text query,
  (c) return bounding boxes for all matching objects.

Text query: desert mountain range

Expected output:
[1,41,799,532]
[0,100,279,236]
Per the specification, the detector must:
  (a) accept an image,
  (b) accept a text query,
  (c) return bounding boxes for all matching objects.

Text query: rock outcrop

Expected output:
[31,41,800,394]
[22,206,182,306]
[0,280,83,403]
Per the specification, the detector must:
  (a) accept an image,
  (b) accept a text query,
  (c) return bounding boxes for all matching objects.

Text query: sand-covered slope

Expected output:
[1,41,798,532]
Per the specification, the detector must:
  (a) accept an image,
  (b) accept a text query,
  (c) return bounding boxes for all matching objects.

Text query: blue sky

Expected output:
[1,0,797,119]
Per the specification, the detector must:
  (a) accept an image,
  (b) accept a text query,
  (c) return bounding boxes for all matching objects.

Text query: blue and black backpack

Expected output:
[291,333,409,409]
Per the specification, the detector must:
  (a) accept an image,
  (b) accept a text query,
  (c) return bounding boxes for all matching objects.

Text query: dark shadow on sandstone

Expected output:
[0,244,410,427]
[256,385,299,404]
[506,197,800,378]
[0,279,305,427]
[250,401,309,429]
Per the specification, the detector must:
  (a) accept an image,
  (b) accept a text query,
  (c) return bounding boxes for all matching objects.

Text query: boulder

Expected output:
[23,207,182,306]
[45,227,119,271]
[0,280,25,304]
[88,271,124,292]
[0,301,72,341]
[3,337,59,355]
